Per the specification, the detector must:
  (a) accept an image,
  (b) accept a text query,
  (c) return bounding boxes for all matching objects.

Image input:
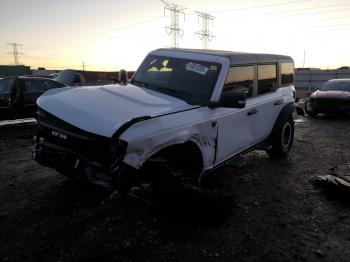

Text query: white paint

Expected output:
[37,49,296,174]
[37,84,196,137]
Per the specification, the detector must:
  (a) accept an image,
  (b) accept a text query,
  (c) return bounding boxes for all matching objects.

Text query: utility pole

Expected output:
[7,43,23,65]
[161,0,186,48]
[82,61,85,71]
[195,11,215,49]
[303,50,306,68]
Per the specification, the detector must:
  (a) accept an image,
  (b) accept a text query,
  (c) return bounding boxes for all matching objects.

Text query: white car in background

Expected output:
[33,48,302,195]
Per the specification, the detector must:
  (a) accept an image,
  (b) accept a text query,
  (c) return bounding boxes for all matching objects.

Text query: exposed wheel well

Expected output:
[141,141,204,175]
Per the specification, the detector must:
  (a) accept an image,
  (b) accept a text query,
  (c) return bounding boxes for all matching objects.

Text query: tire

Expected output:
[267,115,294,158]
[150,157,234,218]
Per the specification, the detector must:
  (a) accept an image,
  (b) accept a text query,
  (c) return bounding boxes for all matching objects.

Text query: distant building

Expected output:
[31,68,60,77]
[0,65,31,77]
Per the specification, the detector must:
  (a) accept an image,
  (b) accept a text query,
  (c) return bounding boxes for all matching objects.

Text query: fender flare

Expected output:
[269,102,296,140]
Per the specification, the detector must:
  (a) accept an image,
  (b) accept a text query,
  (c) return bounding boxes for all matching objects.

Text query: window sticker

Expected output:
[186,62,209,75]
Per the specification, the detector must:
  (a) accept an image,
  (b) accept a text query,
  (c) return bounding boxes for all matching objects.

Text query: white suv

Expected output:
[33,48,300,190]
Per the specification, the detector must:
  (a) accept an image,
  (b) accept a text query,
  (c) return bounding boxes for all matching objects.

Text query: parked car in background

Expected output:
[0,76,67,109]
[305,79,350,117]
[55,69,86,87]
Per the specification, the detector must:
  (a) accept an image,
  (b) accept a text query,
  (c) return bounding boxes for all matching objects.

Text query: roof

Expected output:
[155,48,293,65]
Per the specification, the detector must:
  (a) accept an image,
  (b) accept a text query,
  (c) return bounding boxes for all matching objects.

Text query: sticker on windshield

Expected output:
[186,62,209,75]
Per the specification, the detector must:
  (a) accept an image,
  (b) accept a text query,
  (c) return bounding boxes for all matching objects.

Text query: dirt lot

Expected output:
[1,116,350,262]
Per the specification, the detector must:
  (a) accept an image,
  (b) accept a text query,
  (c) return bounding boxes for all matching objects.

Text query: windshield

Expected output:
[132,55,221,105]
[0,77,15,93]
[320,80,350,92]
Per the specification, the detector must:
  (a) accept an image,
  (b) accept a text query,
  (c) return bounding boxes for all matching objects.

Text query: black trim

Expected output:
[112,116,151,139]
[205,139,269,175]
[150,106,202,119]
[112,106,201,138]
[269,102,295,140]
[213,127,219,164]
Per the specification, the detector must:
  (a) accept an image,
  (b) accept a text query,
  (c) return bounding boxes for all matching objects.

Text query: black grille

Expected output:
[37,108,111,164]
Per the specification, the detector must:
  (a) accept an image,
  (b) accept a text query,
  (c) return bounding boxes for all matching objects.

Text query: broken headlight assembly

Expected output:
[110,139,128,172]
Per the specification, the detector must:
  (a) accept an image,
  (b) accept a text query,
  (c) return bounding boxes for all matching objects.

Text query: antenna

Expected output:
[7,43,23,65]
[195,12,215,49]
[161,0,186,48]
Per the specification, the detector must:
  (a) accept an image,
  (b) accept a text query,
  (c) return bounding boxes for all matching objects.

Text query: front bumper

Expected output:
[310,99,350,114]
[33,136,134,188]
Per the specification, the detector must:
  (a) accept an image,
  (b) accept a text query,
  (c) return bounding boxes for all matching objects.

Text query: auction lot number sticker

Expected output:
[186,62,209,75]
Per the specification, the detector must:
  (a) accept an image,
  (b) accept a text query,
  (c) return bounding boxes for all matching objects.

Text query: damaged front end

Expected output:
[32,108,134,188]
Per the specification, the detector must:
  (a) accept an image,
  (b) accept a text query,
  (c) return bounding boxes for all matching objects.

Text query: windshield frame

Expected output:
[132,50,230,105]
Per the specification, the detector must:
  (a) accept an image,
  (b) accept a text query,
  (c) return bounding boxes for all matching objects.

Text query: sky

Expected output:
[1,0,350,71]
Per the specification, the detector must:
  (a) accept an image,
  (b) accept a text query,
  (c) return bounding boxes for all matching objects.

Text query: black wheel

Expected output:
[267,115,294,158]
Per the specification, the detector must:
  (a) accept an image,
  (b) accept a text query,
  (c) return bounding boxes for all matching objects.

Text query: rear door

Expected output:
[249,64,283,142]
[23,78,47,105]
[23,79,38,105]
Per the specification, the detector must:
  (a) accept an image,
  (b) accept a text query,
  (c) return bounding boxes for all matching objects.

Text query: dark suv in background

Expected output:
[0,76,67,109]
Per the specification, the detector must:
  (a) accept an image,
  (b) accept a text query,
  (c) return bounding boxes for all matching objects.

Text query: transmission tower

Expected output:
[195,12,215,49]
[7,43,23,65]
[161,0,186,48]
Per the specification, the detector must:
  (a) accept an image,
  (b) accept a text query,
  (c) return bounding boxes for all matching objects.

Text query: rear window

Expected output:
[281,63,294,86]
[258,64,277,95]
[43,80,66,89]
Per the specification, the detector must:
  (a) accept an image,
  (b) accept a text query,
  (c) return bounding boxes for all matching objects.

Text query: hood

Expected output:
[311,90,350,100]
[37,84,196,137]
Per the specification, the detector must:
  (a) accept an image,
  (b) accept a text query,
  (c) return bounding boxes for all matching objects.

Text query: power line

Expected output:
[25,16,165,48]
[162,0,186,48]
[220,2,350,20]
[6,43,23,65]
[212,0,313,14]
[195,11,215,49]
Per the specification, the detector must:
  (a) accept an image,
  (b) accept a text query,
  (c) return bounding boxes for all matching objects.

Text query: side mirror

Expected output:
[210,92,246,108]
[119,69,128,85]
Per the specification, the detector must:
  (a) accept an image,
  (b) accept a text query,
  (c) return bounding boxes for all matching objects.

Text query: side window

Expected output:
[223,65,254,98]
[50,80,66,88]
[24,79,46,92]
[281,62,294,86]
[258,64,277,95]
[42,80,64,90]
[24,79,35,92]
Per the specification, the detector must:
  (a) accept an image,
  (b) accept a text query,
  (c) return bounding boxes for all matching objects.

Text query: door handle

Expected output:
[247,109,258,116]
[274,100,283,106]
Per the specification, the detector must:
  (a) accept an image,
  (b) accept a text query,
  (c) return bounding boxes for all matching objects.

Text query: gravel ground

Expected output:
[0,115,350,262]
